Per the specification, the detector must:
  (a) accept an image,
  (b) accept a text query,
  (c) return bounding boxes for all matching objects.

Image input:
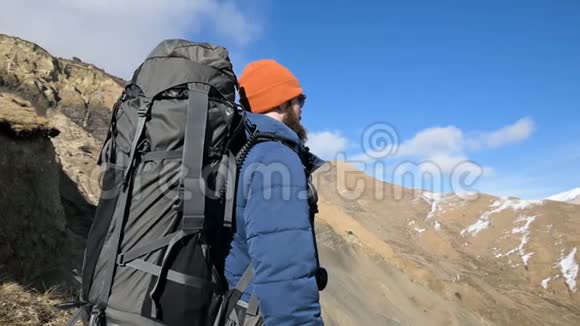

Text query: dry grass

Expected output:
[0,283,72,326]
[0,92,59,138]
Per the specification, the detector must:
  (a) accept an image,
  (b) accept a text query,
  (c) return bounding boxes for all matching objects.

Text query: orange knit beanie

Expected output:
[239,59,303,113]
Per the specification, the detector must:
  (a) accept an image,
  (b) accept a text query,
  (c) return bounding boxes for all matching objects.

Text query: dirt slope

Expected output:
[314,161,580,325]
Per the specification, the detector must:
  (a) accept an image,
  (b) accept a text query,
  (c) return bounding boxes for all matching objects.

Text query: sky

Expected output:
[1,0,579,199]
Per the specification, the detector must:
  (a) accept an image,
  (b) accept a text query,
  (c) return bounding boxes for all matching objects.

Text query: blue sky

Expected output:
[2,0,579,199]
[228,0,580,199]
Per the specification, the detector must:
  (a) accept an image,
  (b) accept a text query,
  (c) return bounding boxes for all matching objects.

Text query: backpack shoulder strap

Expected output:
[181,84,210,231]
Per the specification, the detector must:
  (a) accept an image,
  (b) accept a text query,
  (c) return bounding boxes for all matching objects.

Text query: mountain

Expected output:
[315,162,579,325]
[548,188,580,205]
[0,34,579,325]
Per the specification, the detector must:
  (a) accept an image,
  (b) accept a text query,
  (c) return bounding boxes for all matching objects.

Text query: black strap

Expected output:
[97,93,124,166]
[142,150,183,162]
[306,176,325,290]
[180,85,209,231]
[223,151,237,228]
[98,167,131,306]
[223,289,244,324]
[236,132,304,170]
[148,229,196,318]
[66,304,91,326]
[66,303,105,326]
[116,232,175,266]
[125,259,217,291]
[122,100,152,186]
[89,306,106,326]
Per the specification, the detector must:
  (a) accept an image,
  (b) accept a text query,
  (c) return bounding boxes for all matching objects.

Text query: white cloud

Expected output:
[422,154,471,174]
[395,118,534,161]
[350,126,464,164]
[468,117,535,150]
[0,0,260,78]
[307,131,349,160]
[352,117,533,172]
[344,118,532,195]
[417,155,493,177]
[398,126,464,157]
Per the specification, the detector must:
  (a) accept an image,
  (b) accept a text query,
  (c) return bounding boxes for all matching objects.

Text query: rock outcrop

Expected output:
[0,34,118,288]
[0,92,68,288]
[0,33,123,141]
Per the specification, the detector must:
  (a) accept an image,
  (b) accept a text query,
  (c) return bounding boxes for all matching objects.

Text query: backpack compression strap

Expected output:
[145,84,211,318]
[98,97,153,309]
[222,264,261,324]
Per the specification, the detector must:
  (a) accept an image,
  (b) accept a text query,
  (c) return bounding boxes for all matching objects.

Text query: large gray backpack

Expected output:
[65,39,327,326]
[66,39,248,326]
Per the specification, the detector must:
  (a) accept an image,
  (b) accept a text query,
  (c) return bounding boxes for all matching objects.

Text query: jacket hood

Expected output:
[246,112,326,173]
[246,112,300,144]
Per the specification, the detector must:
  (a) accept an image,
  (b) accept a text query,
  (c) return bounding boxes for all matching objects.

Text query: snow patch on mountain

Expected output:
[417,192,446,220]
[461,198,541,236]
[434,221,441,231]
[559,247,578,292]
[462,219,490,236]
[547,188,580,203]
[493,215,537,266]
[417,192,450,232]
[512,215,536,235]
[541,277,551,289]
[521,252,534,265]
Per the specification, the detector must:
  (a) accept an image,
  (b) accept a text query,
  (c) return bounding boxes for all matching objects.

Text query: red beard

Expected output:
[282,108,307,142]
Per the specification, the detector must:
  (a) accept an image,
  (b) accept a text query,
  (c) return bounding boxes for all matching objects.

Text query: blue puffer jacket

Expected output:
[224,112,324,326]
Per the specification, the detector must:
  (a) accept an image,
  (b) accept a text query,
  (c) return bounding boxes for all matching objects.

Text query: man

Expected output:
[224,59,324,325]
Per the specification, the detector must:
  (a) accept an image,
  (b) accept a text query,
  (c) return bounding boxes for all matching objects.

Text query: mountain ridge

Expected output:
[548,187,580,205]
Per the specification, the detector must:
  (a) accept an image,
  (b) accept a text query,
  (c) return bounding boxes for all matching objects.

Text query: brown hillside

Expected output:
[314,161,580,325]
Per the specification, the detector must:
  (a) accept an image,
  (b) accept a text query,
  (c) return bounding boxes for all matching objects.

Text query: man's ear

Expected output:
[279,101,291,112]
[272,102,288,114]
[239,87,251,111]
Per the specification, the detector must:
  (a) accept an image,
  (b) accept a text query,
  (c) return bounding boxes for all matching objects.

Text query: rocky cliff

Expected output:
[0,92,69,288]
[0,34,118,289]
[0,33,123,140]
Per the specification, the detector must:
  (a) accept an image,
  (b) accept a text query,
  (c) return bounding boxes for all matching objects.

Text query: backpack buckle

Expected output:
[89,307,105,326]
[137,139,151,154]
[182,214,205,231]
[137,102,151,117]
[316,267,328,291]
[116,253,126,267]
